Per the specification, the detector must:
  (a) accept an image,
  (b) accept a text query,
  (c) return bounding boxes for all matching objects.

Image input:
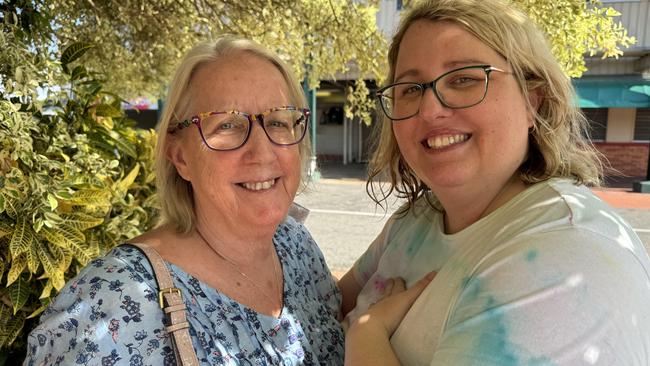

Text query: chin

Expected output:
[250,205,290,227]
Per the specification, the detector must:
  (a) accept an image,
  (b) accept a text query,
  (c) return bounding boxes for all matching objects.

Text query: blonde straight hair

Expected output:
[367,0,603,210]
[155,36,310,233]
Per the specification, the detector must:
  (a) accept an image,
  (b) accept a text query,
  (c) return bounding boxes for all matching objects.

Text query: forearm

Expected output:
[344,318,401,366]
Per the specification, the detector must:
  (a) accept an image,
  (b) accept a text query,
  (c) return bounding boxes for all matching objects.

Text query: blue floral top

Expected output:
[25,217,344,365]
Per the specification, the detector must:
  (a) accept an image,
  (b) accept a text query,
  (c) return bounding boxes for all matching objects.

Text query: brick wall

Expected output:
[593,142,650,177]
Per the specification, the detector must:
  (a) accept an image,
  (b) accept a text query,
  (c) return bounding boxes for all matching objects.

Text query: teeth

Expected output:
[426,134,469,149]
[241,179,275,191]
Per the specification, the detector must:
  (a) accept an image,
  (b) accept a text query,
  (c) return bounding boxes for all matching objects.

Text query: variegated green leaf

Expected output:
[26,244,39,274]
[61,42,94,73]
[61,212,104,231]
[95,104,123,118]
[2,191,19,218]
[68,240,94,266]
[67,189,111,207]
[50,271,65,291]
[0,305,24,348]
[8,277,30,315]
[0,221,12,239]
[108,130,137,158]
[41,225,84,250]
[6,254,26,287]
[39,280,53,300]
[46,193,58,210]
[35,240,57,276]
[9,217,34,259]
[114,164,140,194]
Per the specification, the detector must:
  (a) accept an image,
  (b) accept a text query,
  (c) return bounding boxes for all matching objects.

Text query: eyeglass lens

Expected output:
[380,67,489,120]
[200,109,307,150]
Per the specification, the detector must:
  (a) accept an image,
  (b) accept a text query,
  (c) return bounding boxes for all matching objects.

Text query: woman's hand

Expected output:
[345,272,436,366]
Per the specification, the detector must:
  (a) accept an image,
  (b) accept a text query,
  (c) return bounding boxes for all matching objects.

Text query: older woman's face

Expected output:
[392,20,534,197]
[169,53,301,230]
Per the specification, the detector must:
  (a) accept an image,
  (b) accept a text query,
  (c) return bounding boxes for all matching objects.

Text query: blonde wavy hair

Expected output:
[155,36,311,234]
[367,0,603,210]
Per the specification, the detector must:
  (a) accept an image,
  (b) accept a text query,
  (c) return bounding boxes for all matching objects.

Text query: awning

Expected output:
[572,76,650,108]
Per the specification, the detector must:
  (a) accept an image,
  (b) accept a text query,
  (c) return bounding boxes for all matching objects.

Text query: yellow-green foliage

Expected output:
[0,19,158,358]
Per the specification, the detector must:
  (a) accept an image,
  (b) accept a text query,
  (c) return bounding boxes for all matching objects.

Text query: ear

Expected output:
[165,136,192,182]
[526,87,542,128]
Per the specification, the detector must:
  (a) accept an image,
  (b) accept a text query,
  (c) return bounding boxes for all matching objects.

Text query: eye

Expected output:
[217,122,235,130]
[266,119,291,130]
[443,71,485,89]
[404,84,420,95]
[401,84,421,96]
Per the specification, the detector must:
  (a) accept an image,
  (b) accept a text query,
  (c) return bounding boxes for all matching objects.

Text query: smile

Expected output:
[424,133,470,150]
[238,178,277,191]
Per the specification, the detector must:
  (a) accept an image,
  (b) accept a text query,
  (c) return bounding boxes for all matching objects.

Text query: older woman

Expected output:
[340,0,650,365]
[25,37,344,365]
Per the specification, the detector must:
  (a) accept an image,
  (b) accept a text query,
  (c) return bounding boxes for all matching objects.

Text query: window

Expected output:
[582,108,608,141]
[635,108,650,141]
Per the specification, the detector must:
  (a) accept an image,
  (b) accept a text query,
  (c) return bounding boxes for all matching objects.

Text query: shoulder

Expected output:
[387,195,441,236]
[25,245,171,365]
[275,215,318,252]
[38,245,160,323]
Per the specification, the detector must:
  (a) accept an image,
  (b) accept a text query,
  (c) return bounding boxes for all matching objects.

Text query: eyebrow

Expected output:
[394,59,489,82]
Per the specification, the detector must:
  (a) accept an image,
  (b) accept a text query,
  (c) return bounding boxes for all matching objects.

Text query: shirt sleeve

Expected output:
[351,216,397,287]
[24,247,176,366]
[429,228,650,366]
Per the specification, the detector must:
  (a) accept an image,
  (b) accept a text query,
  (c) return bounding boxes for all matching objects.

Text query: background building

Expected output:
[579,0,650,182]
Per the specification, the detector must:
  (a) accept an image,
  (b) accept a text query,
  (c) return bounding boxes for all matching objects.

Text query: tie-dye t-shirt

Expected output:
[350,178,650,366]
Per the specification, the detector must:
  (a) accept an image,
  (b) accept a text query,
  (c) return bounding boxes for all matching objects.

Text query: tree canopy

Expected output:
[1,0,636,125]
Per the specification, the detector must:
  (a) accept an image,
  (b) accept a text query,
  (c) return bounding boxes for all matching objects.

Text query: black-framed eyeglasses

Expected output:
[168,106,309,151]
[376,65,508,121]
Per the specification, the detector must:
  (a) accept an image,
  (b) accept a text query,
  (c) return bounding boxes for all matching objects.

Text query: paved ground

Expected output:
[295,162,650,275]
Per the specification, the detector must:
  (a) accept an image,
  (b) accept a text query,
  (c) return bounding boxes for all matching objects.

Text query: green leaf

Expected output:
[61,212,104,230]
[41,225,84,250]
[0,304,24,348]
[26,244,39,274]
[39,280,53,300]
[115,164,140,194]
[9,218,34,260]
[35,241,65,290]
[6,254,26,287]
[95,104,123,118]
[47,193,58,210]
[61,42,94,73]
[67,239,94,266]
[0,221,12,239]
[70,65,88,81]
[8,277,30,315]
[67,189,112,207]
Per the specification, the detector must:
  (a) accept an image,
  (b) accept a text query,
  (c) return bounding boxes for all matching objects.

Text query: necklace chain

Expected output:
[196,229,281,306]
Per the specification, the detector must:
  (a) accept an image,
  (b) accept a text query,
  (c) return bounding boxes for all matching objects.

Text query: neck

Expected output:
[438,175,528,234]
[194,218,276,267]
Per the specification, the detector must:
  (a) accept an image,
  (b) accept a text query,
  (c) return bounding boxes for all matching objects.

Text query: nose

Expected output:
[417,86,451,120]
[242,119,277,163]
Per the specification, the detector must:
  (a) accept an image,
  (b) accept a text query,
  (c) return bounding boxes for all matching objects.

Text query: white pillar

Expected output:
[343,114,348,165]
[358,120,363,162]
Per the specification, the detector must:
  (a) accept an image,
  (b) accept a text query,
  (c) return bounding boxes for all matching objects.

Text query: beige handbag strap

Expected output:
[130,243,199,366]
